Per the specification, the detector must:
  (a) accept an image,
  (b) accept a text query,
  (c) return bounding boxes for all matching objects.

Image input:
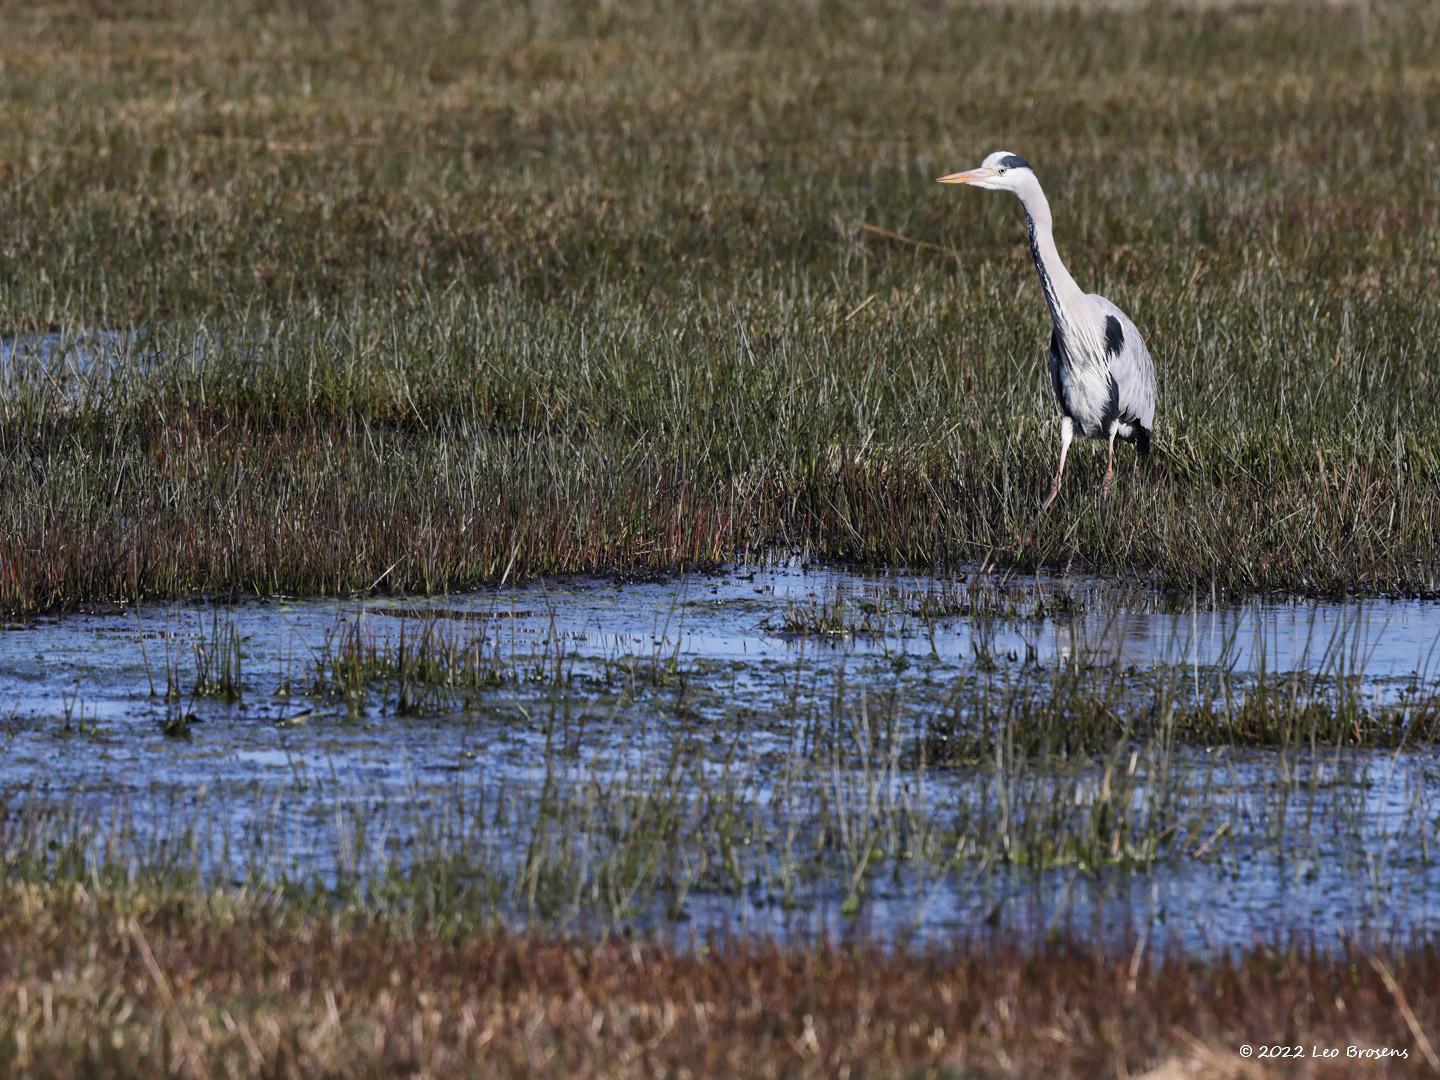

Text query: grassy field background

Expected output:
[1,0,1437,607]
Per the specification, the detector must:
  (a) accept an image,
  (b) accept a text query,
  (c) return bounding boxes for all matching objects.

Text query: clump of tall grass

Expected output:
[308,615,560,717]
[187,611,243,702]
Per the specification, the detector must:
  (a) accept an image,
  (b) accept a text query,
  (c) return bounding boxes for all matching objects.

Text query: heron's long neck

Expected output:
[1018,184,1092,348]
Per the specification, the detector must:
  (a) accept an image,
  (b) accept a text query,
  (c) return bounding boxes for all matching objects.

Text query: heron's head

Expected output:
[937,151,1035,193]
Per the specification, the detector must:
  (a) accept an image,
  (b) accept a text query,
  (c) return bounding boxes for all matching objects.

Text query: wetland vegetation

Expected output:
[3,0,1440,609]
[4,0,1440,1074]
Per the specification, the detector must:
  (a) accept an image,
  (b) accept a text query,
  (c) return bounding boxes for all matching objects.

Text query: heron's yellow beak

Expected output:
[936,167,994,184]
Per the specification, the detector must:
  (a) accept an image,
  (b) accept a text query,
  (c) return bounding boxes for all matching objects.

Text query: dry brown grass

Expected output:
[2,880,1437,1077]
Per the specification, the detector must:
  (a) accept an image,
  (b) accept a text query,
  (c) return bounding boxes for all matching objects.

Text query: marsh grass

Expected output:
[922,664,1440,763]
[305,607,698,717]
[309,615,522,718]
[0,1,1439,609]
[186,610,243,701]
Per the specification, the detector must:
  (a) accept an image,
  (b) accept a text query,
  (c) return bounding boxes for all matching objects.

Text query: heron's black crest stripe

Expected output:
[1104,315,1125,357]
[999,154,1030,171]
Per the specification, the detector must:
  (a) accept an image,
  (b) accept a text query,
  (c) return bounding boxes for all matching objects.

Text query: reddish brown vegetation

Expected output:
[2,883,1437,1077]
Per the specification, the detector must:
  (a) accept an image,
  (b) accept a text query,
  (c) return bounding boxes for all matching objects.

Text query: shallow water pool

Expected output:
[3,560,1439,951]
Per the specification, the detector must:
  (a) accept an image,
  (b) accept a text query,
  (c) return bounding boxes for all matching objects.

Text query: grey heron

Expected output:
[939,152,1155,510]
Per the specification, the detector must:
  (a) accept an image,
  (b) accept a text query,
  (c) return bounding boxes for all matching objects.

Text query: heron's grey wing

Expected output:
[1089,294,1155,430]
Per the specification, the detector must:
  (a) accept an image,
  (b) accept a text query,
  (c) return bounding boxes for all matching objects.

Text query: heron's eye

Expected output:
[998,167,1008,175]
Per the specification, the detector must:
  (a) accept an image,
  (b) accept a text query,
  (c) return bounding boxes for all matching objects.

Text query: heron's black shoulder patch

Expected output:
[1104,315,1125,357]
[999,154,1031,171]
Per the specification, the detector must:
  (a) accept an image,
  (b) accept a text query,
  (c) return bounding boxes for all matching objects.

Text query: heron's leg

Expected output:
[1101,426,1118,499]
[1040,416,1074,513]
